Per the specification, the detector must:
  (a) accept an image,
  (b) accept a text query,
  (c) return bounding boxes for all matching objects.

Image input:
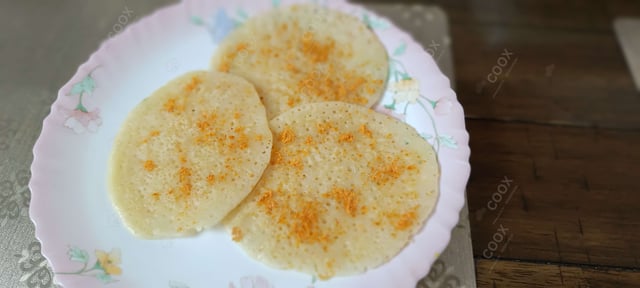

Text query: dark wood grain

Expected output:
[467,120,640,268]
[453,24,640,129]
[437,0,640,129]
[358,0,640,31]
[476,259,640,288]
[431,0,612,31]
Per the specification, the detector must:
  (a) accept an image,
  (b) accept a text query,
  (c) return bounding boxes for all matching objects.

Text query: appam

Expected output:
[211,4,389,119]
[108,70,273,238]
[224,102,439,279]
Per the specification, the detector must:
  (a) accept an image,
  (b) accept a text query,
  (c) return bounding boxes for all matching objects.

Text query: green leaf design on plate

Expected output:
[67,246,89,263]
[190,15,204,26]
[69,74,96,96]
[393,43,407,56]
[236,9,248,21]
[272,0,281,8]
[399,72,412,80]
[92,260,103,271]
[420,133,434,140]
[384,100,396,110]
[363,13,389,30]
[95,272,112,284]
[427,98,438,109]
[363,14,373,29]
[438,135,458,149]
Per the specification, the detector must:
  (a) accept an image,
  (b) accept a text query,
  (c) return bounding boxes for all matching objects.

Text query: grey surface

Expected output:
[0,1,474,287]
[366,4,455,87]
[614,18,640,92]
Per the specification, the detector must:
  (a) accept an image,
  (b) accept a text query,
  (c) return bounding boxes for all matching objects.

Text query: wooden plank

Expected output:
[467,120,640,268]
[476,259,640,287]
[358,0,640,31]
[430,0,611,31]
[606,0,640,23]
[451,24,640,129]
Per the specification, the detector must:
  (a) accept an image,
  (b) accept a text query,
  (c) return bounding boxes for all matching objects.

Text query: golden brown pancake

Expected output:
[108,71,272,238]
[224,102,439,279]
[211,4,389,119]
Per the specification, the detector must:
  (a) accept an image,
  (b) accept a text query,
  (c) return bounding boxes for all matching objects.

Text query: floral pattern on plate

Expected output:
[55,246,121,284]
[60,67,103,134]
[383,42,458,152]
[31,0,470,287]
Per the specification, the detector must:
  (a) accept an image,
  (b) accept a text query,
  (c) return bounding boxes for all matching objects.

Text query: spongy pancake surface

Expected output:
[108,71,273,238]
[211,4,389,119]
[224,102,439,279]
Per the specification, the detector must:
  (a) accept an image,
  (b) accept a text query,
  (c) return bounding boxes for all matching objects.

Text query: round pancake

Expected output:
[108,71,273,239]
[210,4,389,119]
[223,102,439,279]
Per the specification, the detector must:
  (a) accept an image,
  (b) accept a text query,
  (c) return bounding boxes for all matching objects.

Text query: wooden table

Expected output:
[383,0,640,286]
[2,0,639,287]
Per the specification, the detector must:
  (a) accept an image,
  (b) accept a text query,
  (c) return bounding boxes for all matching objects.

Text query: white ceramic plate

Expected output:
[30,0,470,287]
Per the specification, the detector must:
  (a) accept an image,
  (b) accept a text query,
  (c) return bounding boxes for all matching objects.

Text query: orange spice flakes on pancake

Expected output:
[224,102,439,279]
[210,4,389,119]
[108,70,272,239]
